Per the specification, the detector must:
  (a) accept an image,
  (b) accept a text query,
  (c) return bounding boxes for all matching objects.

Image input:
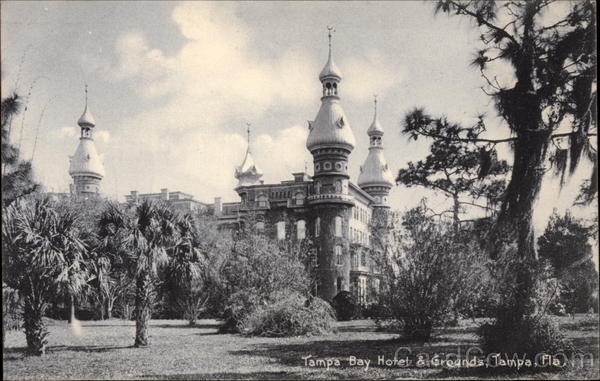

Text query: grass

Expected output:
[3,314,599,380]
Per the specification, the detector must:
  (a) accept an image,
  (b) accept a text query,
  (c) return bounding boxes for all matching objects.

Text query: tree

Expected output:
[397,136,509,222]
[408,0,596,258]
[403,0,596,350]
[97,200,178,347]
[1,93,39,207]
[2,197,87,355]
[538,210,598,315]
[381,202,483,340]
[163,213,212,325]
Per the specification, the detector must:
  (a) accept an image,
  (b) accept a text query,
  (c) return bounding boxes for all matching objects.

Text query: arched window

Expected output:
[296,220,306,240]
[315,217,320,237]
[314,181,321,194]
[335,216,342,237]
[276,221,286,240]
[335,245,343,266]
[295,192,305,205]
[337,277,343,292]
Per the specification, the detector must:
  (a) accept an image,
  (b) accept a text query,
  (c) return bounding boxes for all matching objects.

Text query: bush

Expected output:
[244,293,336,337]
[363,302,392,320]
[332,291,360,321]
[479,314,574,367]
[218,290,261,333]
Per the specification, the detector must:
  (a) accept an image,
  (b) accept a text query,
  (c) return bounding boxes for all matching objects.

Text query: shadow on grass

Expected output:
[152,323,223,330]
[140,371,305,380]
[49,344,133,353]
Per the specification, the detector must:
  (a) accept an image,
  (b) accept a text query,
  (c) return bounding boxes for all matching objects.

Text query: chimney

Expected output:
[160,188,169,201]
[131,190,139,203]
[214,197,222,216]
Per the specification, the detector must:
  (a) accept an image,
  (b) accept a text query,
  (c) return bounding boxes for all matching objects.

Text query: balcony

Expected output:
[306,193,354,206]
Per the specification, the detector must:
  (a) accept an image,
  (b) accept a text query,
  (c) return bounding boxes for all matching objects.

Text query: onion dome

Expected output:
[306,27,355,152]
[78,105,96,128]
[69,138,106,178]
[358,97,394,188]
[306,98,355,151]
[69,86,105,179]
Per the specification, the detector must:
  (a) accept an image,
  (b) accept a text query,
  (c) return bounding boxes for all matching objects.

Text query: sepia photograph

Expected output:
[1,0,598,380]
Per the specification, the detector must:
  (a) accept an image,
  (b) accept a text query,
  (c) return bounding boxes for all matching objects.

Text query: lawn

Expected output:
[3,315,599,380]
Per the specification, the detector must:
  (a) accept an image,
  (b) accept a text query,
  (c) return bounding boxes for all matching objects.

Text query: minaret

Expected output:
[235,123,263,187]
[358,96,394,207]
[306,27,356,301]
[68,86,105,197]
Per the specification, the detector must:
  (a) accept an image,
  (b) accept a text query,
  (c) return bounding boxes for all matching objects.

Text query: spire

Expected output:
[319,26,343,82]
[367,94,384,136]
[78,84,96,128]
[235,122,263,187]
[358,97,394,193]
[307,27,355,152]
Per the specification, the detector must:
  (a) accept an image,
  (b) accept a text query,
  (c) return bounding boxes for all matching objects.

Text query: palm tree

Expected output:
[98,200,178,347]
[165,213,205,325]
[2,197,87,355]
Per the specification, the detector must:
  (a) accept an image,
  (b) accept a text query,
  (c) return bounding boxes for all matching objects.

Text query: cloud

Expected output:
[342,50,405,102]
[57,126,78,138]
[95,130,111,143]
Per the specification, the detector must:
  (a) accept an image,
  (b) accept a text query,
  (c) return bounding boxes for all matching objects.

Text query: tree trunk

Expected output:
[497,129,549,259]
[134,271,152,347]
[107,297,114,320]
[23,297,48,355]
[67,293,75,324]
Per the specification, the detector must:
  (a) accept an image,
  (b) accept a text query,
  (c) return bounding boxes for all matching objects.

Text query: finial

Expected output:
[84,83,89,109]
[246,122,251,145]
[327,26,335,56]
[373,94,378,116]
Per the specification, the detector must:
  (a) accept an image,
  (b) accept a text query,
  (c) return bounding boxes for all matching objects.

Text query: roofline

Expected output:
[349,182,375,203]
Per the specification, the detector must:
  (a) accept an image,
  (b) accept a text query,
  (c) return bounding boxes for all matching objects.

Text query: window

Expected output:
[296,220,306,240]
[337,277,343,292]
[315,217,320,237]
[295,192,305,205]
[335,216,342,237]
[257,194,268,207]
[312,249,319,267]
[361,252,368,267]
[335,245,343,266]
[276,221,285,240]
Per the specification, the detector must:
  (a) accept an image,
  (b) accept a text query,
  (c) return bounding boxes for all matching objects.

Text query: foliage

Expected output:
[2,197,88,355]
[212,216,312,332]
[537,210,598,315]
[97,200,179,346]
[332,291,360,321]
[397,133,509,221]
[1,93,39,207]
[538,210,594,272]
[381,203,483,341]
[244,292,336,337]
[478,246,575,358]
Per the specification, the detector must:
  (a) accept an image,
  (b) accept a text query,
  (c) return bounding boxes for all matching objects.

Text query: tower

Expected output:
[358,96,394,210]
[306,27,356,301]
[235,123,263,188]
[68,86,105,197]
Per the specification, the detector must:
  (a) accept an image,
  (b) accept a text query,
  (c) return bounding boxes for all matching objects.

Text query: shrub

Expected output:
[244,293,336,337]
[218,290,262,333]
[479,249,575,364]
[381,206,483,341]
[363,302,392,320]
[478,314,573,367]
[332,291,360,321]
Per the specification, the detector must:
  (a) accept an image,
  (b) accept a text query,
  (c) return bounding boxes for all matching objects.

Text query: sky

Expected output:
[1,1,596,245]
